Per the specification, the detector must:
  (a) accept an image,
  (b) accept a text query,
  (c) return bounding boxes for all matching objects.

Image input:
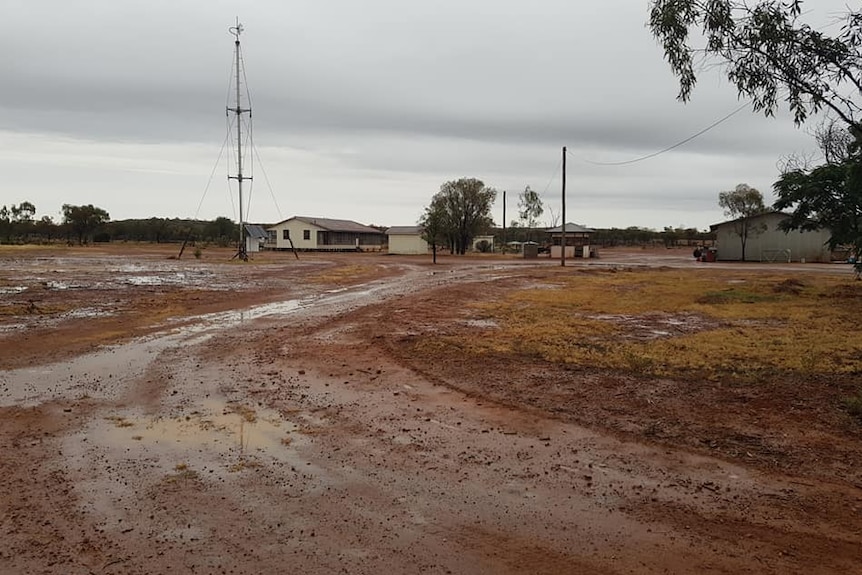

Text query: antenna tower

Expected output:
[228,20,252,261]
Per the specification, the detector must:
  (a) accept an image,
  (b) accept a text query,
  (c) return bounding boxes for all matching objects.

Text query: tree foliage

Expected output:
[815,117,856,165]
[419,204,447,264]
[61,204,111,245]
[0,202,37,242]
[718,183,769,261]
[648,0,862,130]
[0,203,251,247]
[205,217,237,247]
[775,130,862,272]
[517,185,544,242]
[650,1,862,269]
[421,178,497,256]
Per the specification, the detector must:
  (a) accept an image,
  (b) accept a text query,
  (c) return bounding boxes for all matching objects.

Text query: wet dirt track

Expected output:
[1,246,860,574]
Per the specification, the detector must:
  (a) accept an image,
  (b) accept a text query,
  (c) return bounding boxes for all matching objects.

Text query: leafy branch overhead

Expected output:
[649,0,862,130]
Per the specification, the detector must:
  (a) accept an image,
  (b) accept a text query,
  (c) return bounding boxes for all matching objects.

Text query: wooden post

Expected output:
[502,190,506,254]
[561,146,567,267]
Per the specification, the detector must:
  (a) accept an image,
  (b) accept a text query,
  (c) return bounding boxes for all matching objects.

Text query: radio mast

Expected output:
[228,20,252,261]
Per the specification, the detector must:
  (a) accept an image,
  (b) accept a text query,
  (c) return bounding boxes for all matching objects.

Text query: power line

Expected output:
[578,101,752,166]
[539,155,562,197]
[252,143,285,222]
[192,128,232,220]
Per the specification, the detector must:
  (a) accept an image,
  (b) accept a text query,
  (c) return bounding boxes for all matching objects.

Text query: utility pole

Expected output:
[228,20,252,261]
[502,190,506,254]
[561,146,566,267]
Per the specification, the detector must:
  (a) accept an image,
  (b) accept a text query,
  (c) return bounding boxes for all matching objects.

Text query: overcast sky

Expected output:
[1,0,849,231]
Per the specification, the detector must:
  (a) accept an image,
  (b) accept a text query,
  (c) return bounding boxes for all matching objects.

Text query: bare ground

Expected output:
[1,244,860,574]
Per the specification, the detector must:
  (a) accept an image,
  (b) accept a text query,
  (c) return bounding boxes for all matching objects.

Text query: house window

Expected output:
[282,229,290,240]
[303,229,310,240]
[267,230,276,243]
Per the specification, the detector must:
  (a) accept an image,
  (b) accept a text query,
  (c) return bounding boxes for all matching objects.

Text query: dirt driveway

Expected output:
[1,245,859,574]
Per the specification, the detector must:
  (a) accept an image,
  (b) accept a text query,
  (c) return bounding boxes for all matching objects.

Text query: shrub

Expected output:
[843,389,862,422]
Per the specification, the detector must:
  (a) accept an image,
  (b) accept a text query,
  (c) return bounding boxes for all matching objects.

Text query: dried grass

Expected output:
[311,264,376,284]
[415,269,861,381]
[105,415,135,428]
[165,463,199,483]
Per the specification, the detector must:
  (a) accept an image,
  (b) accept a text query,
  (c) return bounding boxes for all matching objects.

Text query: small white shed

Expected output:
[472,235,496,252]
[386,226,428,255]
[244,224,268,253]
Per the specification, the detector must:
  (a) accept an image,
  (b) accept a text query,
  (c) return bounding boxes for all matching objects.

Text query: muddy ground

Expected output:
[1,244,860,574]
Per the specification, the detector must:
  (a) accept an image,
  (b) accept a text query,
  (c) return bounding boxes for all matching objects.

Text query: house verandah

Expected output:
[267,216,385,252]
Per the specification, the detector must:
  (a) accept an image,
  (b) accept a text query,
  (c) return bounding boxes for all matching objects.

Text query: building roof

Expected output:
[270,216,383,235]
[386,226,424,236]
[545,222,595,234]
[245,224,269,239]
[708,211,790,231]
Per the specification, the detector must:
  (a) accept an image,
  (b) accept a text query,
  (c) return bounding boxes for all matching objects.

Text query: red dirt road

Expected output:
[1,245,860,574]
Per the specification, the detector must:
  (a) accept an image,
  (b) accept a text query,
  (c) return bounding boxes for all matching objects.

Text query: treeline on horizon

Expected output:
[0,202,714,248]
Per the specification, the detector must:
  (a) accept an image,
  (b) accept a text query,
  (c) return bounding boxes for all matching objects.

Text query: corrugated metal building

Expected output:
[710,212,832,262]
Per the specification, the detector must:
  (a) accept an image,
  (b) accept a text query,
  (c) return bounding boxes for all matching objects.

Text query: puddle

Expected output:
[163,299,305,337]
[61,398,314,531]
[62,307,114,319]
[113,263,155,273]
[586,312,720,341]
[0,286,27,294]
[45,280,86,290]
[464,319,499,328]
[100,399,297,455]
[0,322,28,333]
[8,258,234,293]
[0,296,309,407]
[0,340,163,406]
[125,274,188,286]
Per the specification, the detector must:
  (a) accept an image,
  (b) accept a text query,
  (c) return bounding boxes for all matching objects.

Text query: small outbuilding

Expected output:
[472,235,496,253]
[386,226,428,255]
[546,222,595,258]
[244,224,269,254]
[268,217,385,252]
[710,212,832,262]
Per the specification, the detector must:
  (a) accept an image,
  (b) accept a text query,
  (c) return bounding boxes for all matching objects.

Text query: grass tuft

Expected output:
[165,463,199,483]
[105,415,134,428]
[695,289,778,305]
[843,390,862,422]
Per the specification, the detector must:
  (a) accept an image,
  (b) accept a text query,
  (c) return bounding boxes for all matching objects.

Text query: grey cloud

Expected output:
[1,0,846,230]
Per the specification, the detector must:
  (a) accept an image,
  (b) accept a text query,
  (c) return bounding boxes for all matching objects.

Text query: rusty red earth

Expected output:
[1,245,860,574]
